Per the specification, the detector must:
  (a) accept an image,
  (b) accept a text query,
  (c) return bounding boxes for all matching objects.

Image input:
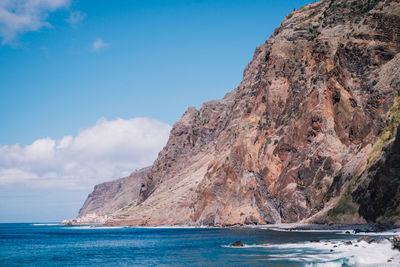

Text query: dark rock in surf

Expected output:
[358,236,375,244]
[229,241,244,247]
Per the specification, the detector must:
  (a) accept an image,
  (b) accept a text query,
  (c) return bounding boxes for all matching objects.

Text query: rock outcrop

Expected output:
[78,166,151,217]
[72,0,400,226]
[63,167,151,224]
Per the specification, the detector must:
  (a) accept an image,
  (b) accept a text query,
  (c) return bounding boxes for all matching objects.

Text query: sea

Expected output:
[0,223,399,266]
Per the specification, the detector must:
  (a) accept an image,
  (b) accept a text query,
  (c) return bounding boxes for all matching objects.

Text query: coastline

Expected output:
[50,222,400,265]
[61,220,399,233]
[7,223,400,266]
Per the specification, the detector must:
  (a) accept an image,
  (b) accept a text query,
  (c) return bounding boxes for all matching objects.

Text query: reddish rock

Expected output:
[79,0,400,226]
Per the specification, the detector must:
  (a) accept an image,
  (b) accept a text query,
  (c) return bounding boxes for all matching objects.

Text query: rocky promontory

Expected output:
[63,167,150,225]
[67,0,400,227]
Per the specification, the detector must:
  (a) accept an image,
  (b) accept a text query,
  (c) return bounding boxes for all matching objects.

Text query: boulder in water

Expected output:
[229,241,244,247]
[391,235,400,250]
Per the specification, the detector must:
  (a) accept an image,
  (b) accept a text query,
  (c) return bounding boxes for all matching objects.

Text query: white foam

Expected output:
[337,229,400,236]
[226,239,400,266]
[267,228,343,233]
[267,227,400,237]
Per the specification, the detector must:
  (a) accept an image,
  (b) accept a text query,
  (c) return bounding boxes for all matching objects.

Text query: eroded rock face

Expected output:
[78,167,151,217]
[353,124,400,224]
[86,0,400,226]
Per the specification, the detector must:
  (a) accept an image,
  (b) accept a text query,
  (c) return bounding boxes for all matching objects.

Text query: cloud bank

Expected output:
[0,117,171,190]
[0,0,72,44]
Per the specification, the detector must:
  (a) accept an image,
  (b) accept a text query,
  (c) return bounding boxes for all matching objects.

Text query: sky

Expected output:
[0,0,314,223]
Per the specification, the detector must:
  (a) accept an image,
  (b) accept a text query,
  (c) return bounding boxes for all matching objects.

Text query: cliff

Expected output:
[63,167,150,225]
[73,0,400,226]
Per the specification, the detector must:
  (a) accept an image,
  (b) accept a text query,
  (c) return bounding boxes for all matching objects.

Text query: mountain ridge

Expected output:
[66,0,400,226]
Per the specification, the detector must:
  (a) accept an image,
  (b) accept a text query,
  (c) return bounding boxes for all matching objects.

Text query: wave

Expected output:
[224,239,400,266]
[267,227,400,237]
[337,229,400,236]
[267,228,344,233]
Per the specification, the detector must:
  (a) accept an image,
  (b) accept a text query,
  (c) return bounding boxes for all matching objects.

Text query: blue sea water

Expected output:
[0,223,385,266]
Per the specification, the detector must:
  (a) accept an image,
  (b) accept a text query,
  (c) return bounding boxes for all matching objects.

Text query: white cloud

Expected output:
[92,38,108,52]
[0,117,171,189]
[0,0,71,44]
[0,168,39,184]
[65,10,85,25]
[25,137,55,161]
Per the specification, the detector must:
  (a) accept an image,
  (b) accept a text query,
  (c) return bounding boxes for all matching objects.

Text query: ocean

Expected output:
[0,223,399,266]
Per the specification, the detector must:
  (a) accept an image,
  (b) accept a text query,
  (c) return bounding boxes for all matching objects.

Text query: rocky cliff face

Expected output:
[78,167,151,217]
[77,0,400,226]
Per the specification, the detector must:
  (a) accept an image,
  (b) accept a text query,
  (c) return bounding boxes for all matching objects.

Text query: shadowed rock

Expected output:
[391,235,400,250]
[229,241,244,247]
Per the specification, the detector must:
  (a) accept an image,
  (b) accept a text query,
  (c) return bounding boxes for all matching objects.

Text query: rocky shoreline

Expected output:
[258,222,399,232]
[229,237,400,264]
[61,220,398,233]
[228,224,400,264]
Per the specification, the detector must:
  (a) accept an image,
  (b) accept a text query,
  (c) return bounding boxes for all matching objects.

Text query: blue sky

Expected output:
[0,0,313,222]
